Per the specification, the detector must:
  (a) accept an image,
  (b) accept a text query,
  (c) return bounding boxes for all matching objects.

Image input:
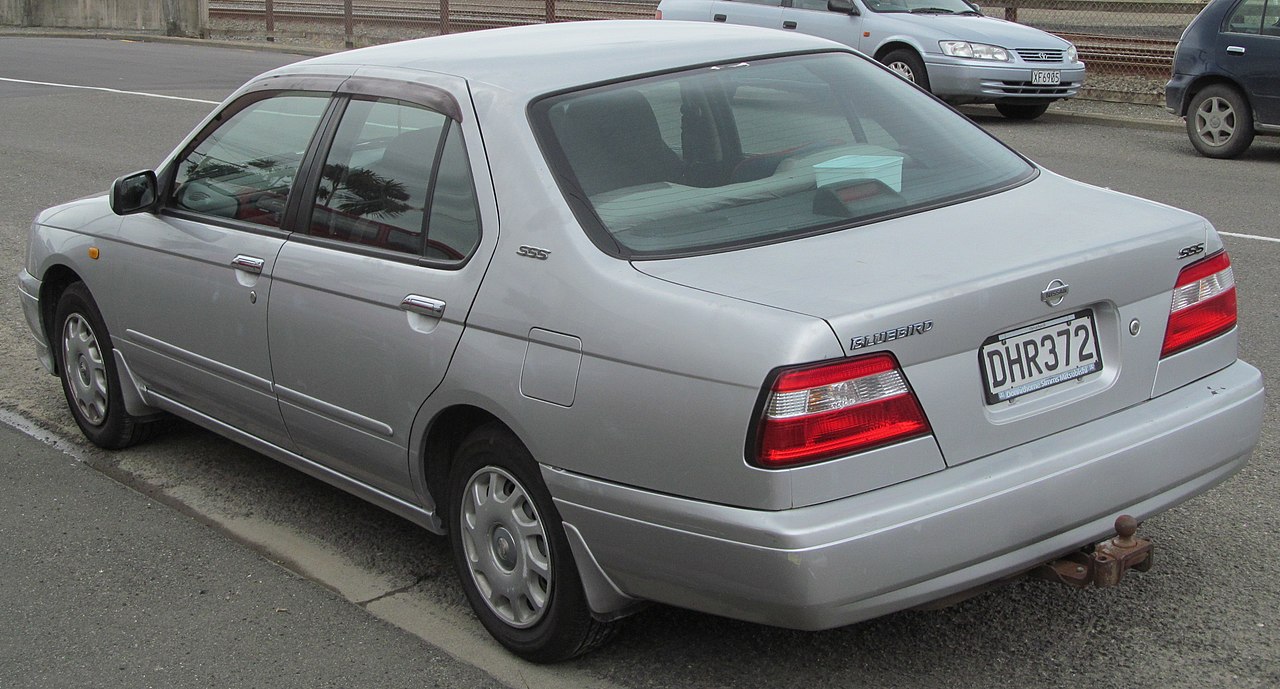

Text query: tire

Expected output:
[1186,84,1255,159]
[448,423,616,662]
[53,282,153,449]
[995,102,1051,120]
[881,49,930,92]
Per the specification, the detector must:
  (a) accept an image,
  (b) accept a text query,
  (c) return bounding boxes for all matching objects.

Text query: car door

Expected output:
[780,0,864,48]
[1221,0,1280,122]
[710,0,784,28]
[267,73,495,497]
[112,88,335,450]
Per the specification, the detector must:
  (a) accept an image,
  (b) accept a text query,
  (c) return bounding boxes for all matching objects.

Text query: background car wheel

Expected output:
[881,49,930,92]
[54,282,153,449]
[995,102,1051,120]
[448,423,616,662]
[1187,84,1254,159]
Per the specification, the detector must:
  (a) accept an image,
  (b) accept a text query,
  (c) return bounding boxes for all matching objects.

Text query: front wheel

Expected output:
[995,102,1051,120]
[448,424,616,662]
[880,49,930,92]
[54,282,153,449]
[1187,84,1255,159]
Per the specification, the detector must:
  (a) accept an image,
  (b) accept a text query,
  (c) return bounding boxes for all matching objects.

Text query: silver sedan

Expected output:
[17,21,1262,662]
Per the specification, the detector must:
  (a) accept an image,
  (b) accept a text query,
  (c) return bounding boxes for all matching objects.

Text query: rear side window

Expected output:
[532,52,1033,258]
[307,97,481,262]
[1226,0,1280,33]
[169,93,328,228]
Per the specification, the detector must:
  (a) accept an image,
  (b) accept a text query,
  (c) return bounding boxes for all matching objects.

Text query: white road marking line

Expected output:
[0,76,219,104]
[1221,231,1280,244]
[0,408,92,463]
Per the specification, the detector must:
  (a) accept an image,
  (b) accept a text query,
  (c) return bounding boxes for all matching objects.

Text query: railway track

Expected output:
[208,1,1177,72]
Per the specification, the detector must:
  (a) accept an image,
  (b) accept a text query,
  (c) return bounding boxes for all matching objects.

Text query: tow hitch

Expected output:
[1033,515,1154,588]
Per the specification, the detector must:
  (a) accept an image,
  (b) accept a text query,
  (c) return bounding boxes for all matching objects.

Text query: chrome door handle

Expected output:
[231,255,265,274]
[401,294,446,318]
[1226,45,1246,55]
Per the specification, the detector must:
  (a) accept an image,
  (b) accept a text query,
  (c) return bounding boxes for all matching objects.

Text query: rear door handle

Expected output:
[401,294,446,318]
[783,20,798,29]
[1226,45,1246,55]
[230,255,264,275]
[713,13,726,21]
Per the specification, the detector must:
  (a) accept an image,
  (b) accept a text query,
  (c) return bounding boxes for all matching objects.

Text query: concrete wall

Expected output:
[3,0,206,36]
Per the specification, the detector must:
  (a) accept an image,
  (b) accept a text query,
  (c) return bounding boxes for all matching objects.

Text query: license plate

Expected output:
[1031,70,1062,86]
[979,311,1102,404]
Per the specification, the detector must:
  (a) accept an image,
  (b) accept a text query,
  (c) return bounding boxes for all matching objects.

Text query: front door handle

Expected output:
[783,20,798,29]
[401,294,446,318]
[231,254,265,275]
[713,13,726,21]
[1226,45,1246,55]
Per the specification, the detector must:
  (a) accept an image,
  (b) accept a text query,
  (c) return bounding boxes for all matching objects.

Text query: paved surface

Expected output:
[2,34,1277,689]
[0,422,507,689]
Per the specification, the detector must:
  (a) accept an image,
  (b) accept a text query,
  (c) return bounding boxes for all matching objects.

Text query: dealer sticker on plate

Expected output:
[979,311,1102,404]
[1031,70,1062,86]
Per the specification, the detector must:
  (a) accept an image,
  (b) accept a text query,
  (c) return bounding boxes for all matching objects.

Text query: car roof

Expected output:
[291,20,849,96]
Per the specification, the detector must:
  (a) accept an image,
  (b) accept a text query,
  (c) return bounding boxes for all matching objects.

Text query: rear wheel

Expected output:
[1187,84,1254,159]
[995,102,1051,120]
[54,282,152,449]
[881,49,930,92]
[448,424,616,662]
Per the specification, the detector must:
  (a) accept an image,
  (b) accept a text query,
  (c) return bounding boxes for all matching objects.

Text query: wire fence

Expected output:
[208,0,1208,84]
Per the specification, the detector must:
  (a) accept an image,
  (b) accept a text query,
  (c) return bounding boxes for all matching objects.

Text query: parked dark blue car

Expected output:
[1166,0,1280,158]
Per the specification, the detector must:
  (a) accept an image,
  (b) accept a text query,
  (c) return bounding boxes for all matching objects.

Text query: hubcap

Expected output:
[1194,96,1236,147]
[888,61,916,83]
[62,313,109,426]
[459,466,551,628]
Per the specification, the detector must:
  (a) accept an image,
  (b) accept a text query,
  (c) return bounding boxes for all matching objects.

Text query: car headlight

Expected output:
[1067,44,1078,63]
[939,41,1010,61]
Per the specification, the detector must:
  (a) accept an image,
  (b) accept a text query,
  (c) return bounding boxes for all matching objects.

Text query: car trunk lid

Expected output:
[632,172,1210,466]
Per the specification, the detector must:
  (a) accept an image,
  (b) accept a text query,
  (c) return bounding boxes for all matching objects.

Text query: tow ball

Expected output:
[1033,515,1154,588]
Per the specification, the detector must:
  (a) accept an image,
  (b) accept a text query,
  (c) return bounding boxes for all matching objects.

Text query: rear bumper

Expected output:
[925,58,1086,103]
[17,269,54,375]
[547,360,1263,630]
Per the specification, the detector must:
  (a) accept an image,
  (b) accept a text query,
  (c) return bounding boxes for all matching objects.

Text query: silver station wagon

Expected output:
[658,0,1086,119]
[18,22,1263,661]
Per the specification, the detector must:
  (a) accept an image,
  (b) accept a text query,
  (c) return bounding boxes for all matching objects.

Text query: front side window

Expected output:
[170,93,329,228]
[533,52,1033,258]
[307,97,480,261]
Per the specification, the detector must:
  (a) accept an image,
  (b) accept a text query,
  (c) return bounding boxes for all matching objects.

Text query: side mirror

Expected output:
[110,170,158,216]
[828,0,860,14]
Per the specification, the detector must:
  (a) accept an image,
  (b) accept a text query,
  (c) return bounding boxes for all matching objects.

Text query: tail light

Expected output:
[654,9,663,18]
[753,353,930,468]
[1161,250,1236,358]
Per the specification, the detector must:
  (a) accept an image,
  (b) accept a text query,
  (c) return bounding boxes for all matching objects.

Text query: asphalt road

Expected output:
[2,36,1278,689]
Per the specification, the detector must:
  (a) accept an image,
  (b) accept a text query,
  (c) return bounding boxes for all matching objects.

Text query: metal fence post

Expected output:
[265,0,274,42]
[546,0,556,23]
[344,0,354,48]
[441,0,451,34]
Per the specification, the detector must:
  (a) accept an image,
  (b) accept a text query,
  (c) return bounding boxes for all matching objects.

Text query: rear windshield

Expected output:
[531,52,1034,259]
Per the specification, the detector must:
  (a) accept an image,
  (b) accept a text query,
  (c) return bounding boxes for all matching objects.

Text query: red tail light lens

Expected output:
[754,353,931,468]
[1161,250,1236,358]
